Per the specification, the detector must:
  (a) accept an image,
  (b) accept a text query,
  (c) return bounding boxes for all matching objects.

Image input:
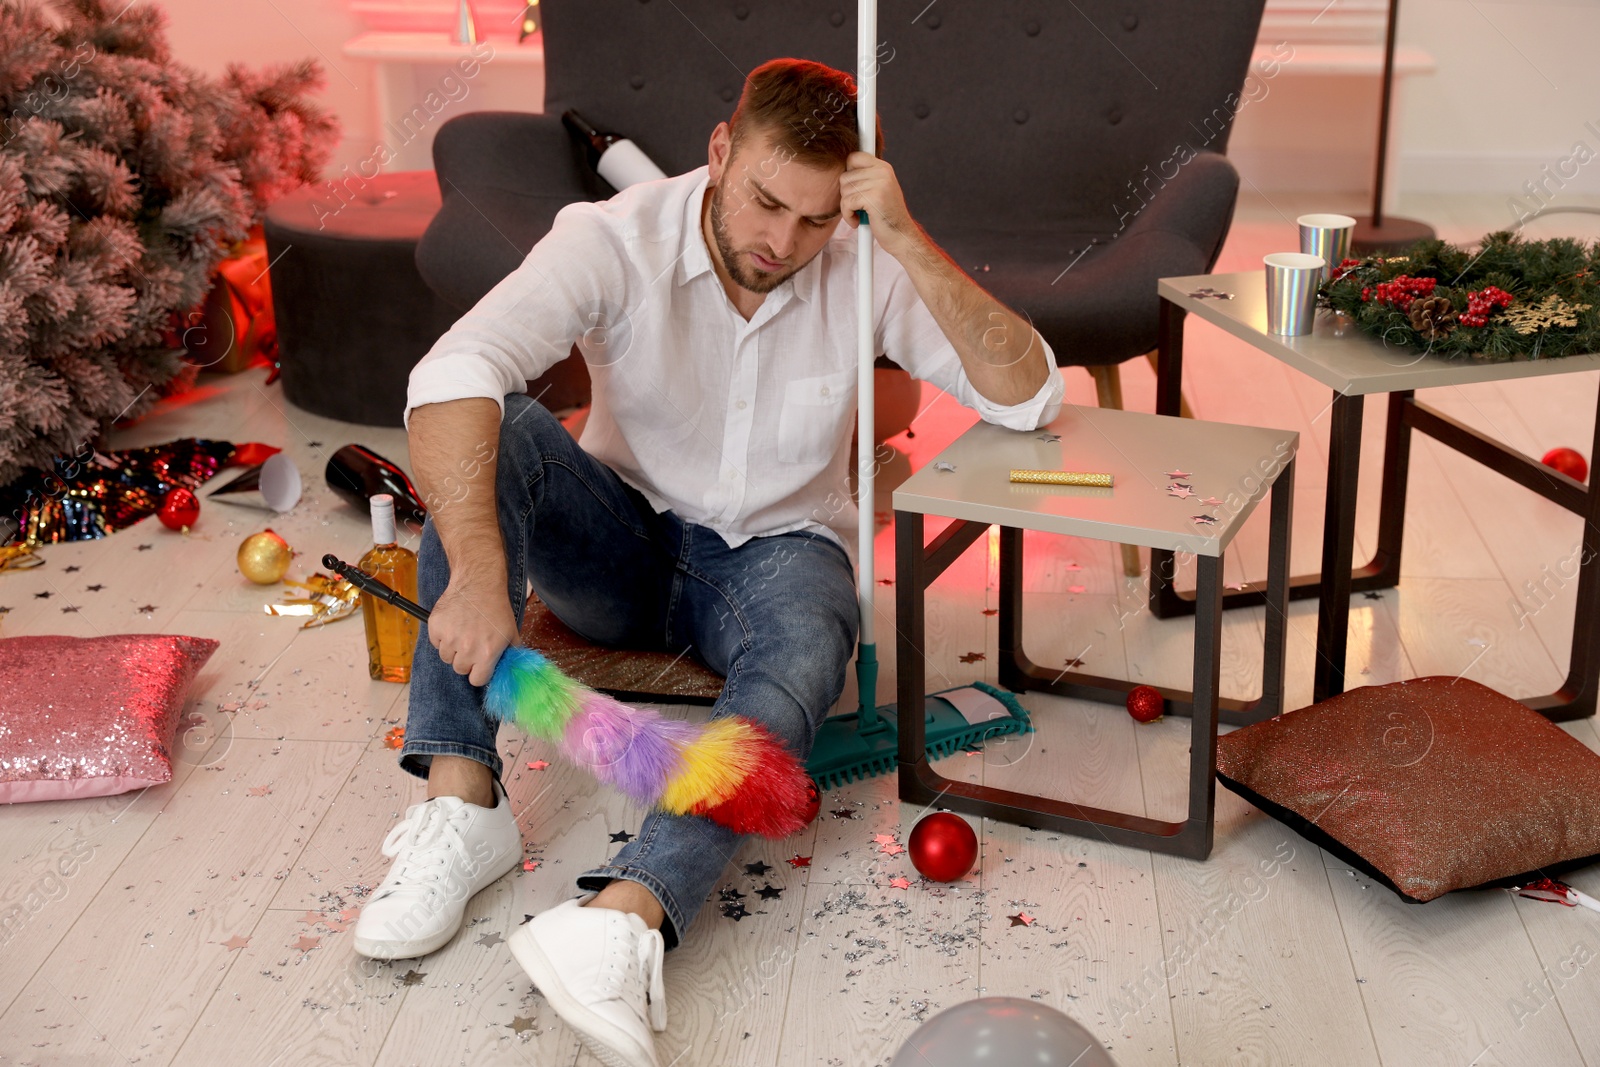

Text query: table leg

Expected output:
[1260,455,1295,718]
[1313,390,1365,702]
[895,510,929,771]
[1188,552,1226,859]
[1365,390,1413,589]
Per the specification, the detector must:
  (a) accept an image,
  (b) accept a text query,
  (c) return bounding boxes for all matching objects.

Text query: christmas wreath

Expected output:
[1320,232,1600,362]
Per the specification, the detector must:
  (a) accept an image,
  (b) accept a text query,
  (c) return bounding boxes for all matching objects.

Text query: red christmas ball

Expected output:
[1126,684,1164,723]
[1542,447,1588,483]
[157,487,200,530]
[799,778,821,826]
[907,812,978,883]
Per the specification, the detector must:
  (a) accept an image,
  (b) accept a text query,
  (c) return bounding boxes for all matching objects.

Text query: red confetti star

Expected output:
[880,843,906,855]
[527,759,549,770]
[220,935,250,950]
[297,911,322,925]
[292,934,322,952]
[523,859,540,871]
[873,833,897,845]
[959,651,985,664]
[787,854,812,868]
[247,784,272,797]
[889,877,911,890]
[1008,912,1035,927]
[383,726,405,749]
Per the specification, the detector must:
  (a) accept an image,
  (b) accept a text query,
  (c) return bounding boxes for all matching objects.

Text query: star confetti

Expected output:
[63,565,80,573]
[292,934,322,952]
[137,544,152,551]
[755,883,783,900]
[1191,514,1218,527]
[399,969,427,986]
[339,908,360,923]
[1199,497,1223,507]
[959,651,986,664]
[383,726,405,749]
[889,877,911,890]
[934,461,957,473]
[526,759,549,770]
[1036,432,1061,443]
[877,578,894,586]
[1363,591,1384,600]
[1062,657,1086,669]
[523,859,540,871]
[476,932,505,948]
[507,1016,537,1035]
[1166,470,1191,480]
[60,605,79,613]
[720,901,749,921]
[298,911,322,925]
[520,914,535,925]
[980,607,998,616]
[247,784,272,797]
[787,854,812,868]
[1187,287,1234,300]
[1008,912,1036,927]
[873,834,897,845]
[221,935,251,950]
[33,591,51,599]
[880,843,906,856]
[85,583,103,591]
[744,861,773,877]
[830,808,858,820]
[1067,584,1086,594]
[1166,484,1195,499]
[718,886,747,903]
[136,604,157,613]
[610,830,634,843]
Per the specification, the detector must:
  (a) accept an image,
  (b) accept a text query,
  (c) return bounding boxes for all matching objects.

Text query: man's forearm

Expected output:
[407,398,508,590]
[890,229,1050,407]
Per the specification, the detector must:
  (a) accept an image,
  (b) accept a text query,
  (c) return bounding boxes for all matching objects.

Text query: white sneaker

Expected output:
[508,897,667,1067]
[353,780,522,959]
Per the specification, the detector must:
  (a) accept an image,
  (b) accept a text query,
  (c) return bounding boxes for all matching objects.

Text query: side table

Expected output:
[893,405,1297,859]
[1149,271,1600,719]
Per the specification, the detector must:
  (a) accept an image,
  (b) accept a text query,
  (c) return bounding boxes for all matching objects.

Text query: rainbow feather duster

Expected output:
[484,646,814,838]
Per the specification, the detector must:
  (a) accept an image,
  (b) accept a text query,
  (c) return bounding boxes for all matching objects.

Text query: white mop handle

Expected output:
[856,0,877,649]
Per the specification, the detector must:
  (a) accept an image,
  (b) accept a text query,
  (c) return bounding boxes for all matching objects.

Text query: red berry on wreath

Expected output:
[157,488,200,530]
[1542,448,1588,483]
[908,812,978,883]
[1126,685,1164,723]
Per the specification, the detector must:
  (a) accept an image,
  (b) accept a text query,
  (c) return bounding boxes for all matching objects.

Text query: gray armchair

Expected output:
[416,0,1265,446]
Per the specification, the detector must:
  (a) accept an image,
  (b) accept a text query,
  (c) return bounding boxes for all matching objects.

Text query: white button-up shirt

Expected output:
[405,166,1065,565]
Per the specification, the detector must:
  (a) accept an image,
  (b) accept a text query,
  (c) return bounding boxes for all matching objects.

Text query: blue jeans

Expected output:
[399,393,858,950]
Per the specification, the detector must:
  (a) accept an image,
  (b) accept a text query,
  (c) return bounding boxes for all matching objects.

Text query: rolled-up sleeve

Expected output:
[874,246,1064,431]
[403,201,626,428]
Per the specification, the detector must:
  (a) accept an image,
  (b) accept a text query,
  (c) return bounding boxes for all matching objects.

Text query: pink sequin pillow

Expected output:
[0,634,219,803]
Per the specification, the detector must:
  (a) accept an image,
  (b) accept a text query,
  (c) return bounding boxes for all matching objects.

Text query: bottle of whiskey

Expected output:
[359,494,419,682]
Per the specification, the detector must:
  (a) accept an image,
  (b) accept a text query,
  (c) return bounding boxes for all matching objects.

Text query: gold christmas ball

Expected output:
[238,529,292,584]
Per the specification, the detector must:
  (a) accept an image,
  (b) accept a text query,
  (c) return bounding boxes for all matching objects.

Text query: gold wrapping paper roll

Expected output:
[1009,469,1114,487]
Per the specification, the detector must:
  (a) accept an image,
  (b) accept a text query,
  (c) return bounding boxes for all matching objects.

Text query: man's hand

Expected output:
[840,151,918,258]
[427,576,517,688]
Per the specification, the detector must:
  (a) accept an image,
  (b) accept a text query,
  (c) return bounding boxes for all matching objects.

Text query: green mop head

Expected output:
[806,680,1034,792]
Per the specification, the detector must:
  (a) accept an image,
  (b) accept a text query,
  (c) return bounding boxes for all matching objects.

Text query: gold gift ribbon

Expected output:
[264,573,361,628]
[1009,469,1114,487]
[0,542,45,571]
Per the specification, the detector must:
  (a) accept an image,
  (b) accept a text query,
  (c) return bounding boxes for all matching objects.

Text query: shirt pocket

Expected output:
[777,368,855,466]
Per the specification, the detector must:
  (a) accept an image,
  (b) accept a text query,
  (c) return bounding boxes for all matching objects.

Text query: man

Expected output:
[353,58,1063,1067]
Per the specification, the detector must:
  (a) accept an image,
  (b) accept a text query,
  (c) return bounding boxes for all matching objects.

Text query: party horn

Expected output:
[323,554,814,837]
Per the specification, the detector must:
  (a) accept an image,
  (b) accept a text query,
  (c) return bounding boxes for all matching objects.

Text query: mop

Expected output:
[802,3,1032,793]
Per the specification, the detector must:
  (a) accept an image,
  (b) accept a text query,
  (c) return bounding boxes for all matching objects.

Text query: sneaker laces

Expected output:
[377,800,471,901]
[600,922,668,1032]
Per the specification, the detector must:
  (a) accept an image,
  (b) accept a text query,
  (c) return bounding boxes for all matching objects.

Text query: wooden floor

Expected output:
[3,193,1600,1067]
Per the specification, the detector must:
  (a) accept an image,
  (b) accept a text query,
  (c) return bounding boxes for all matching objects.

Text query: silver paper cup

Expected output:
[1297,213,1355,281]
[1264,252,1325,336]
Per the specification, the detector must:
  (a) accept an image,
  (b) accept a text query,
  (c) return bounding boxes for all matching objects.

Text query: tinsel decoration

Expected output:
[0,438,238,544]
[1321,232,1600,362]
[0,0,337,486]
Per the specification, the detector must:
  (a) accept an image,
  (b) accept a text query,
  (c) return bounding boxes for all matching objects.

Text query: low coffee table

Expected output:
[1150,271,1600,719]
[892,405,1297,859]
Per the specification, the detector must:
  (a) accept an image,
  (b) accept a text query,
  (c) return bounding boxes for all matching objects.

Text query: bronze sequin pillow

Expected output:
[1216,677,1600,902]
[0,634,219,803]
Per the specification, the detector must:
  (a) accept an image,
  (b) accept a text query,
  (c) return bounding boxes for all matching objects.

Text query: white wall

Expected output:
[152,0,1600,198]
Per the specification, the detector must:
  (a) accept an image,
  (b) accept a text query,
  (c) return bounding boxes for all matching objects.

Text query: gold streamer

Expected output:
[1009,469,1114,487]
[264,572,361,628]
[0,542,45,572]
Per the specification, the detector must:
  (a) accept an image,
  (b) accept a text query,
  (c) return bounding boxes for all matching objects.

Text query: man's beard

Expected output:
[708,178,800,295]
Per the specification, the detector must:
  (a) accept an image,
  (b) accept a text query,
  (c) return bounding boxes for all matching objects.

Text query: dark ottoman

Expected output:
[264,171,455,426]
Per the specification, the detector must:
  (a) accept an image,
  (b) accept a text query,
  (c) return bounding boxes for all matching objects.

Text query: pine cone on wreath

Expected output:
[1408,296,1458,342]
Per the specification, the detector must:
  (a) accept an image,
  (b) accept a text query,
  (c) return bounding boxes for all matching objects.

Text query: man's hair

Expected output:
[728,58,884,169]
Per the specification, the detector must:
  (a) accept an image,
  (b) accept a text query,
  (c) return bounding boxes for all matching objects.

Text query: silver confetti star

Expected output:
[1191,514,1218,527]
[1035,432,1061,443]
[934,461,957,473]
[1167,484,1195,499]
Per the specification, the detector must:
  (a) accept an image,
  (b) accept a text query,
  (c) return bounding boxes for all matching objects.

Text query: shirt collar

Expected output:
[674,166,822,307]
